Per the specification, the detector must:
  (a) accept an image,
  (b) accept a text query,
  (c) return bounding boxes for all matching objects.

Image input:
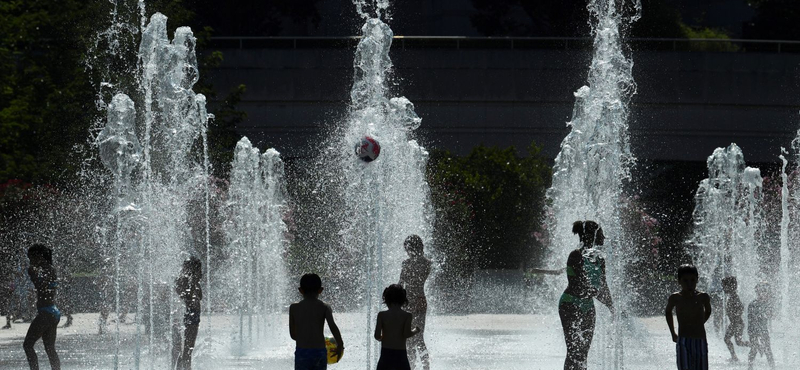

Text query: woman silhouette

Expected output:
[559,221,613,370]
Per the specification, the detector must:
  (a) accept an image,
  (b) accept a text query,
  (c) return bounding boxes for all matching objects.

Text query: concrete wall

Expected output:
[206,46,800,163]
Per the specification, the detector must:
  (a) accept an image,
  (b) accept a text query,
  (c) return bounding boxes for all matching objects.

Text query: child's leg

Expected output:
[178,324,199,370]
[408,309,429,370]
[560,303,581,370]
[762,334,774,367]
[172,323,182,368]
[41,318,60,370]
[724,326,737,360]
[23,313,51,370]
[734,325,748,347]
[577,309,596,369]
[559,302,594,370]
[747,337,758,367]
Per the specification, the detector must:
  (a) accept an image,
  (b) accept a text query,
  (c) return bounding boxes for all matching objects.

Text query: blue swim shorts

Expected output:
[676,337,708,370]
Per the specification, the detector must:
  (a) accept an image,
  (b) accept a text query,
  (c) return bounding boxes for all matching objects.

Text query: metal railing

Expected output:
[207,36,800,53]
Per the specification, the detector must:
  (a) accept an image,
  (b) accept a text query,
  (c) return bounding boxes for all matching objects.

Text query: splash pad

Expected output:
[3,0,800,369]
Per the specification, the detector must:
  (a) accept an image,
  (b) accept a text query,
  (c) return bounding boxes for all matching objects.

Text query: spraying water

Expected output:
[224,137,289,352]
[97,93,142,368]
[777,149,796,365]
[691,144,763,335]
[312,2,432,368]
[90,11,216,369]
[546,0,641,367]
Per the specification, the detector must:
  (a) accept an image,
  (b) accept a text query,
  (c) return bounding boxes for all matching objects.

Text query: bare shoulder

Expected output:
[318,300,333,314]
[697,291,710,301]
[668,292,681,303]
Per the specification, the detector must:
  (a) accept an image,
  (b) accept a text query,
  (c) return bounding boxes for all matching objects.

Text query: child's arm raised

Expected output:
[325,304,345,359]
[665,294,678,342]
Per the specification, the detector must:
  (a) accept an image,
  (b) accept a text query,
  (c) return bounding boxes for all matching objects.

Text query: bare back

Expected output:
[289,298,331,349]
[374,307,414,350]
[669,290,710,339]
[400,257,431,315]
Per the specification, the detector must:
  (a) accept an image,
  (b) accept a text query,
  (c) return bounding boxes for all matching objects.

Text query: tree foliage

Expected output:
[0,0,246,184]
[428,142,552,271]
[0,0,99,184]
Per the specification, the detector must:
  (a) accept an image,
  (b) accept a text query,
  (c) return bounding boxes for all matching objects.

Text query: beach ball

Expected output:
[355,136,381,162]
[326,336,342,364]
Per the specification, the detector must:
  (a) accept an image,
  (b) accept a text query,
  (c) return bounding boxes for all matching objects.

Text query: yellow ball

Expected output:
[325,337,341,364]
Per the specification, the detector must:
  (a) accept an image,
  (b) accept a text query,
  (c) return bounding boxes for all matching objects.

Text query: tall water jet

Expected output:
[224,137,288,352]
[312,3,432,367]
[92,11,213,369]
[545,0,641,367]
[137,13,212,369]
[776,129,800,364]
[777,149,796,365]
[691,144,763,326]
[97,93,142,367]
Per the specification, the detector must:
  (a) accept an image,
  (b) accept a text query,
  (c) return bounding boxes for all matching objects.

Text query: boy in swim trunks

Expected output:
[666,264,712,370]
[290,274,344,370]
[374,284,420,370]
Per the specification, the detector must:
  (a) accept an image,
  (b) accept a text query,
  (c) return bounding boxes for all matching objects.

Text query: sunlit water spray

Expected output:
[88,6,294,366]
[774,127,800,365]
[311,2,432,368]
[545,0,641,368]
[224,137,288,353]
[691,144,763,320]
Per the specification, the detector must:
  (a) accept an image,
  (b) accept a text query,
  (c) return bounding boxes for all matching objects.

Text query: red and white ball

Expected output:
[355,136,381,162]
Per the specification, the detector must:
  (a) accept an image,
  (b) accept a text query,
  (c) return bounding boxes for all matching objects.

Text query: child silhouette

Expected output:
[374,284,420,370]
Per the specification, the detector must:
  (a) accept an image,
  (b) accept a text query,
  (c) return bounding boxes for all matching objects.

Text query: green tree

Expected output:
[0,1,100,184]
[428,142,552,270]
[0,0,246,184]
[679,24,739,52]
